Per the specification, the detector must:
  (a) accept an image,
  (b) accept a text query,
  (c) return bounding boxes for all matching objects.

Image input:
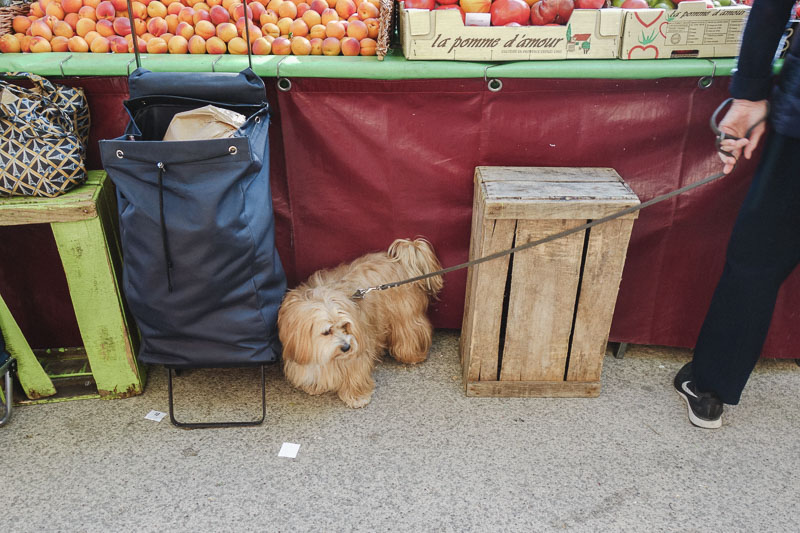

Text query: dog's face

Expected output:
[278,287,362,366]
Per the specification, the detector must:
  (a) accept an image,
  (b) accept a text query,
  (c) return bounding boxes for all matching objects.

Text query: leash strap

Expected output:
[352,98,766,300]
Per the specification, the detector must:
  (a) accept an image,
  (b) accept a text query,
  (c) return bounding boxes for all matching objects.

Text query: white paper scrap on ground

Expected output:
[278,442,301,458]
[145,410,167,422]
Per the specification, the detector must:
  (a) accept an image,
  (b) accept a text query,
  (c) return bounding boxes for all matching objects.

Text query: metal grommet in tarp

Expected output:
[116,150,124,159]
[276,56,292,92]
[698,59,717,89]
[484,65,502,92]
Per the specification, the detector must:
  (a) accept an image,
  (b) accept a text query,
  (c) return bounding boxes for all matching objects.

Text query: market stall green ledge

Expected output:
[0,51,750,79]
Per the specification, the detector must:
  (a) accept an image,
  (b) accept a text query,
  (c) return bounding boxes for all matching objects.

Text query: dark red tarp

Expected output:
[1,76,796,357]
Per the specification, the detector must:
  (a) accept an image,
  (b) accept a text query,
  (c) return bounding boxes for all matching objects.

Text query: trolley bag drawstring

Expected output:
[117,149,239,292]
[351,99,771,300]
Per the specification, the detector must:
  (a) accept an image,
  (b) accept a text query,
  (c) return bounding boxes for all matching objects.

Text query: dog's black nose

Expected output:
[341,343,350,353]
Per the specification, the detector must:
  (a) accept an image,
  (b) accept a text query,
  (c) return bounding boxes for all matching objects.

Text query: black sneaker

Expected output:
[674,362,723,429]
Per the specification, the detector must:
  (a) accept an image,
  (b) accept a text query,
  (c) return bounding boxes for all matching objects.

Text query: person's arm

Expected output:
[718,0,794,173]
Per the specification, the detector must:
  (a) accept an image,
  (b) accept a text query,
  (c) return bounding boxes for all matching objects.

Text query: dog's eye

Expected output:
[322,329,331,336]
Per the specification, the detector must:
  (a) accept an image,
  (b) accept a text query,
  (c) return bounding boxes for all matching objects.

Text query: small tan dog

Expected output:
[278,238,443,408]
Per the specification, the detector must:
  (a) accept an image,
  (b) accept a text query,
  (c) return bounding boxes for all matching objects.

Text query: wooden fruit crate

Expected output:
[460,166,640,398]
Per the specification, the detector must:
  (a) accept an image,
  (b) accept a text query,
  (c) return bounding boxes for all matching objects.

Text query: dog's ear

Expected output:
[277,291,315,365]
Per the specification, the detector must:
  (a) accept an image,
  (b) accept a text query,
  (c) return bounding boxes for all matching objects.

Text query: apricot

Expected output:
[302,9,321,27]
[251,35,271,54]
[320,7,338,25]
[308,23,325,39]
[340,35,359,55]
[62,0,83,14]
[205,35,227,53]
[147,16,168,36]
[359,36,376,55]
[194,19,216,39]
[109,35,129,52]
[209,4,229,24]
[89,35,110,52]
[0,34,21,54]
[76,18,96,36]
[96,18,115,36]
[29,35,53,53]
[188,34,206,53]
[321,36,339,55]
[78,6,97,21]
[95,0,116,20]
[324,20,344,39]
[12,15,32,34]
[346,19,366,39]
[53,20,75,38]
[357,1,378,19]
[227,35,248,53]
[289,18,309,37]
[216,21,237,42]
[334,0,355,19]
[167,34,188,53]
[270,35,290,54]
[67,35,90,52]
[290,35,310,55]
[30,19,54,40]
[261,22,279,38]
[146,36,167,53]
[147,1,167,18]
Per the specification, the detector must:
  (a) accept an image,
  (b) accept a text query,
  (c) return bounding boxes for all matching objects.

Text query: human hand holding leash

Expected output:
[713,98,769,174]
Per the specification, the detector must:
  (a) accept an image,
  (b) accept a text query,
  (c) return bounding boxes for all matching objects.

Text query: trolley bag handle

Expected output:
[126,0,254,72]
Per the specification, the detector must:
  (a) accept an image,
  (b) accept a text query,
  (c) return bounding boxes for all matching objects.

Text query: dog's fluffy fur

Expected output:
[278,238,443,408]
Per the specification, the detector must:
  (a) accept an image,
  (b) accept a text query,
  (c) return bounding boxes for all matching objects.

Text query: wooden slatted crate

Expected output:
[461,167,640,398]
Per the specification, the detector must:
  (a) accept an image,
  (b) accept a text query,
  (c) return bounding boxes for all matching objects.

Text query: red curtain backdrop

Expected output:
[1,75,796,357]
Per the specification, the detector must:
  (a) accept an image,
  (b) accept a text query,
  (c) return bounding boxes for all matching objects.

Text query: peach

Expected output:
[366,0,379,8]
[357,1,378,19]
[297,2,310,16]
[192,10,211,23]
[78,6,97,20]
[301,9,320,27]
[128,36,147,52]
[187,34,206,53]
[265,0,282,11]
[194,19,215,39]
[334,0,355,19]
[324,0,336,7]
[364,17,378,39]
[222,0,237,8]
[160,32,174,42]
[309,36,322,54]
[20,35,33,53]
[308,23,325,39]
[205,35,226,53]
[359,36,375,55]
[264,34,275,44]
[194,2,210,11]
[251,35,270,54]
[54,20,75,38]
[44,14,60,30]
[270,35,290,54]
[260,9,278,25]
[109,35,129,52]
[112,17,131,36]
[140,32,154,41]
[110,0,127,10]
[95,18,114,36]
[250,3,265,21]
[134,18,146,35]
[12,15,32,34]
[96,1,116,20]
[209,4,229,24]
[76,18,95,36]
[0,34,21,53]
[177,6,195,23]
[309,0,327,12]
[29,35,53,52]
[45,2,65,19]
[30,19,54,40]
[230,2,252,20]
[276,16,292,34]
[145,36,167,52]
[216,21,237,41]
[289,18,308,37]
[147,16,167,36]
[324,20,344,39]
[89,35,110,52]
[340,35,358,55]
[67,35,90,51]
[277,0,296,18]
[147,0,167,18]
[261,22,279,37]
[167,1,183,15]
[320,7,338,25]
[320,35,339,55]
[50,35,69,52]
[64,13,80,29]
[290,35,310,55]
[167,34,188,52]
[227,35,248,53]
[346,18,365,39]
[61,0,83,14]
[165,13,179,33]
[84,0,101,8]
[175,21,194,39]
[30,2,45,18]
[207,0,222,5]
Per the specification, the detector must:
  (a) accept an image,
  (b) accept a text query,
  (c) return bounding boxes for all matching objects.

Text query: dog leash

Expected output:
[351,99,769,300]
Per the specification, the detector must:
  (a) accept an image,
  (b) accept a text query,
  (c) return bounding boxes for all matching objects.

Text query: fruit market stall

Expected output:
[1,1,798,360]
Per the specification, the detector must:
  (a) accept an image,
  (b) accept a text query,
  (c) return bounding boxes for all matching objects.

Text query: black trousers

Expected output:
[693,131,800,404]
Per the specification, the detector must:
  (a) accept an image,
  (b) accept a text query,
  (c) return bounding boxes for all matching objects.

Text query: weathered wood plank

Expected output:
[567,219,636,382]
[467,380,601,398]
[0,293,56,399]
[0,171,104,226]
[476,166,623,183]
[52,206,143,398]
[500,219,584,382]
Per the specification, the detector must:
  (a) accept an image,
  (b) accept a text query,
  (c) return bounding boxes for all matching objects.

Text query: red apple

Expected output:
[404,0,434,8]
[490,0,529,26]
[574,0,604,7]
[621,0,648,7]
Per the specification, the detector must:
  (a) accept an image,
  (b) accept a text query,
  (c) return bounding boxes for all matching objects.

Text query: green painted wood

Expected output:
[51,173,144,398]
[0,171,103,225]
[0,293,57,399]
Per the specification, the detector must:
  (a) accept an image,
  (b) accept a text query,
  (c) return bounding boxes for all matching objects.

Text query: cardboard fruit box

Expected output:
[620,1,750,60]
[399,6,625,61]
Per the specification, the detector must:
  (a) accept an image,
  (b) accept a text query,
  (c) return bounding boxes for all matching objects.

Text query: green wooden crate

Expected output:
[0,171,145,403]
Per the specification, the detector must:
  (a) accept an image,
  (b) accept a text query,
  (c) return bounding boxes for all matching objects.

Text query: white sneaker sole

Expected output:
[676,389,722,429]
